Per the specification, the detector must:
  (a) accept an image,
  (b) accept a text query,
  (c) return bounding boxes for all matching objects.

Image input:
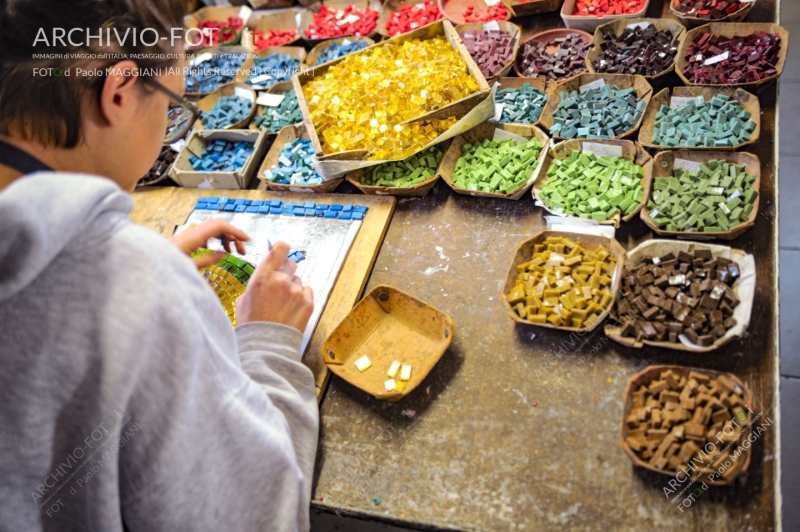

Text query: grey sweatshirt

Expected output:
[0,173,319,532]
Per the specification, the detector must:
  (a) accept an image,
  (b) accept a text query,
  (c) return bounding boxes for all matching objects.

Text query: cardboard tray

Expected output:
[501,230,626,332]
[439,122,550,200]
[185,5,253,49]
[490,77,550,127]
[508,0,562,18]
[322,285,455,402]
[438,0,515,25]
[675,23,790,88]
[292,19,494,179]
[235,46,308,89]
[376,0,444,39]
[194,82,257,131]
[345,140,450,196]
[243,8,306,51]
[641,150,760,241]
[532,139,654,227]
[638,86,760,151]
[299,0,382,45]
[670,0,755,29]
[170,129,269,190]
[512,28,593,82]
[585,18,687,82]
[538,73,654,141]
[620,365,753,486]
[560,0,651,34]
[185,46,252,98]
[249,80,303,134]
[257,123,343,193]
[604,240,755,353]
[304,36,377,68]
[454,21,522,81]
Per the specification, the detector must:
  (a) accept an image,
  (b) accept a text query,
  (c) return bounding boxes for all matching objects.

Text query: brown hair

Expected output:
[0,0,188,148]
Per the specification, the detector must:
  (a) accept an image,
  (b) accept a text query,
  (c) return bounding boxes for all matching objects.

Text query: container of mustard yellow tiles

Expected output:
[292,19,493,179]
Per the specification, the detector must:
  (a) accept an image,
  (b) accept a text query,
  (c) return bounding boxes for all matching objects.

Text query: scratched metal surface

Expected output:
[311,1,780,530]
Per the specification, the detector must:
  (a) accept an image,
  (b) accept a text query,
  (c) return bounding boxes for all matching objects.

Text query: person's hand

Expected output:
[170,219,250,269]
[236,241,314,331]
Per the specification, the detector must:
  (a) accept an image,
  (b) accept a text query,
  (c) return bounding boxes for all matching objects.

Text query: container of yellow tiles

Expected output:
[323,285,455,401]
[292,19,494,179]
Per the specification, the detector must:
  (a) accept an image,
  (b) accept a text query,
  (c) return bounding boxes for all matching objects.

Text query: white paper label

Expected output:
[235,87,255,101]
[485,0,501,5]
[493,103,504,121]
[249,74,272,85]
[257,92,286,107]
[493,128,528,144]
[169,139,186,153]
[674,158,701,172]
[670,96,705,109]
[190,52,213,67]
[627,22,653,30]
[579,79,606,93]
[484,21,500,31]
[341,38,352,46]
[582,142,622,158]
[704,51,730,66]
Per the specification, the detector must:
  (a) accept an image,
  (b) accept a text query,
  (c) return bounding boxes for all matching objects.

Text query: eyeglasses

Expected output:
[141,76,201,144]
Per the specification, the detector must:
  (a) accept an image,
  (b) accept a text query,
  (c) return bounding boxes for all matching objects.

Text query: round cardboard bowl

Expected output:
[345,141,450,196]
[185,5,253,50]
[603,240,755,353]
[439,122,550,200]
[670,0,756,29]
[376,0,444,39]
[501,230,626,333]
[299,0,381,45]
[249,81,302,134]
[638,86,760,152]
[243,8,306,52]
[675,22,790,88]
[641,150,760,241]
[235,46,308,89]
[507,0,562,18]
[304,36,376,68]
[194,83,257,131]
[620,365,753,486]
[585,18,687,83]
[490,77,550,127]
[257,123,343,193]
[438,0,513,25]
[532,139,654,228]
[185,46,251,98]
[538,73,654,141]
[513,28,593,81]
[454,21,522,81]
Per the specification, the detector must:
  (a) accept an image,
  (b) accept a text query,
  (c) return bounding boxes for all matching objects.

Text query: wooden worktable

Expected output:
[310,1,783,530]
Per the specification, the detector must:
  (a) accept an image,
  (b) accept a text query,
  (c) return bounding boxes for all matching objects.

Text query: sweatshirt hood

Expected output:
[0,173,133,301]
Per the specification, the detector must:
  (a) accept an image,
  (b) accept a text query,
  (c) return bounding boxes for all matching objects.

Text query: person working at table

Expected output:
[0,0,319,530]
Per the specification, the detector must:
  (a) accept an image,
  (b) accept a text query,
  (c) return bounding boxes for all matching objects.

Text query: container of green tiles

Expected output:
[532,138,653,228]
[490,77,551,127]
[345,140,450,196]
[640,150,760,241]
[249,81,304,137]
[538,73,653,141]
[439,122,550,200]
[638,86,760,151]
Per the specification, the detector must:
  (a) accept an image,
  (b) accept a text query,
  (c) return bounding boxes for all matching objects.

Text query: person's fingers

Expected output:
[303,285,314,302]
[292,275,302,285]
[256,241,291,274]
[233,238,247,255]
[279,259,298,277]
[192,250,226,269]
